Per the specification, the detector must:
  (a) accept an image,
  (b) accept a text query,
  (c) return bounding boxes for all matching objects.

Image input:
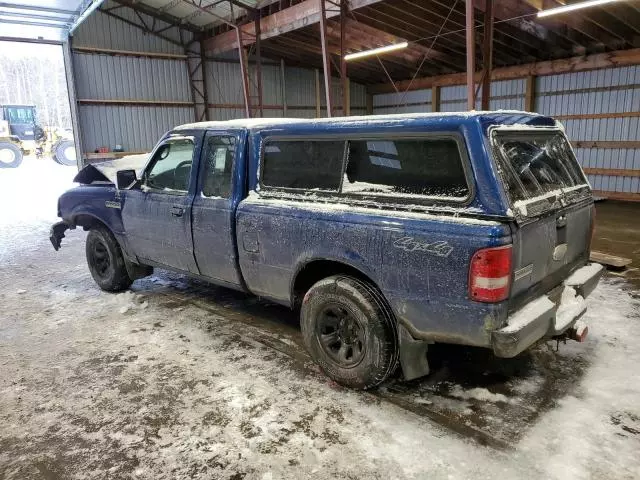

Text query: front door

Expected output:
[122,135,198,273]
[191,131,244,287]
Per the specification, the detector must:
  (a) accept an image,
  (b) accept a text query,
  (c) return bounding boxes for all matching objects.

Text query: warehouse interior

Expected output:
[2,0,638,200]
[2,1,640,478]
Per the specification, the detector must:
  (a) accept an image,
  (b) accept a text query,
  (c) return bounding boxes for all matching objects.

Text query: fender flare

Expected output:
[289,254,382,307]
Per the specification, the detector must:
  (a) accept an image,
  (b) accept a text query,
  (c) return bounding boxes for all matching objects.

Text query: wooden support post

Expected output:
[281,58,288,116]
[344,77,350,116]
[319,0,333,117]
[431,85,440,112]
[525,75,536,112]
[366,92,373,114]
[466,0,476,111]
[315,68,321,117]
[254,11,264,117]
[236,28,251,118]
[340,0,348,116]
[200,41,210,121]
[480,0,493,110]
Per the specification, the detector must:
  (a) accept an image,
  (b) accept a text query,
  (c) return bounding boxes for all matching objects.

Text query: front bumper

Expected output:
[492,263,605,358]
[50,221,70,251]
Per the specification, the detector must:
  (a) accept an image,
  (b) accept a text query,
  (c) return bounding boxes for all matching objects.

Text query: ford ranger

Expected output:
[51,112,604,389]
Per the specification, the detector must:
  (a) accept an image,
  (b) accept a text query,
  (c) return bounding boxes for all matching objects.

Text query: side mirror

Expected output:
[116,169,138,190]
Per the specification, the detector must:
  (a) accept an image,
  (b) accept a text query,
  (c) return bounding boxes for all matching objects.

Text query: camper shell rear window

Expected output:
[490,129,590,211]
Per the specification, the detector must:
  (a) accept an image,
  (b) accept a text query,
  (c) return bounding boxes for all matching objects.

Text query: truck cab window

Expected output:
[143,138,194,193]
[262,140,344,191]
[201,135,236,198]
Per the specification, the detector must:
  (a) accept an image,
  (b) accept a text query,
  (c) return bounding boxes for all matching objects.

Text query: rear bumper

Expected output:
[492,263,605,358]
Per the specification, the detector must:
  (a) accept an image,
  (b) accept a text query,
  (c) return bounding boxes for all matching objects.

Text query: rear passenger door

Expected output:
[191,130,244,287]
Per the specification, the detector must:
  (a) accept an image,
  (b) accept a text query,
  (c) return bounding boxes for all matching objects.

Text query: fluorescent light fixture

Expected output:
[537,0,621,18]
[344,42,408,61]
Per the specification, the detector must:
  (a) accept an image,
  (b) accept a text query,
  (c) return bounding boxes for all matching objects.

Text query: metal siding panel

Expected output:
[73,9,187,54]
[78,105,192,153]
[286,109,316,119]
[283,67,316,108]
[73,53,190,102]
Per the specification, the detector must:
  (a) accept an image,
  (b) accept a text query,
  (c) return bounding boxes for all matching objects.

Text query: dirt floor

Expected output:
[1,158,639,479]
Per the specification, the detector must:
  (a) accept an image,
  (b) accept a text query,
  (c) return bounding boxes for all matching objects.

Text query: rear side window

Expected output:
[343,138,469,199]
[201,135,236,198]
[493,131,587,202]
[262,140,344,191]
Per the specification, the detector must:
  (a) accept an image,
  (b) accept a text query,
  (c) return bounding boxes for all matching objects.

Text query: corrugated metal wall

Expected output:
[72,5,369,157]
[72,7,194,154]
[372,79,525,114]
[372,71,638,199]
[205,62,367,121]
[536,66,640,198]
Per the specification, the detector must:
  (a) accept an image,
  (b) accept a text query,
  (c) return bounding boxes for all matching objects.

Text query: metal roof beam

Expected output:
[0,11,72,23]
[0,18,68,28]
[0,2,76,15]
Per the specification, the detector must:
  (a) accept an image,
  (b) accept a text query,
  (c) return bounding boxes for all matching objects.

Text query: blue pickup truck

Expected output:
[51,112,603,389]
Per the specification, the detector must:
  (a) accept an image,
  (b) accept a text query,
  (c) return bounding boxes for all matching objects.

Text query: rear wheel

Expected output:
[86,226,133,292]
[0,142,23,168]
[300,275,398,389]
[52,139,77,166]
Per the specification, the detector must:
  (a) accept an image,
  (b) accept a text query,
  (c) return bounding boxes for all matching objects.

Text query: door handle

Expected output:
[170,206,184,217]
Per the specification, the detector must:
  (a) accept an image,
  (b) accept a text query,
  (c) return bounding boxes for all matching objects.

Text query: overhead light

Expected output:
[344,42,408,61]
[537,0,621,18]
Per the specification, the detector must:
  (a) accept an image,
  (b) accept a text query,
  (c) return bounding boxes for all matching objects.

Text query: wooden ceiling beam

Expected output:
[334,18,462,72]
[359,2,529,66]
[471,0,579,55]
[523,0,625,47]
[202,0,384,54]
[369,47,640,93]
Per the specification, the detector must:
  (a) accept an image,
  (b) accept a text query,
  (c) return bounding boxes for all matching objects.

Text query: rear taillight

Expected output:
[469,245,513,303]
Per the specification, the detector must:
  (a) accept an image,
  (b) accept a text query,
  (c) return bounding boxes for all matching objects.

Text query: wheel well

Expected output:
[292,260,375,308]
[73,214,107,231]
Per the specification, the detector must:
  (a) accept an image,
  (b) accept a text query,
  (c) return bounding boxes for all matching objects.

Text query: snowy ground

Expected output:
[1,159,639,479]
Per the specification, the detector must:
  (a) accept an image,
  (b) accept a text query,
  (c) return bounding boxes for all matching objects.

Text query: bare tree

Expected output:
[0,47,72,130]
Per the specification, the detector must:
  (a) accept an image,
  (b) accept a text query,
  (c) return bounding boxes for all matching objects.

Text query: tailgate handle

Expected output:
[170,206,184,217]
[556,215,567,228]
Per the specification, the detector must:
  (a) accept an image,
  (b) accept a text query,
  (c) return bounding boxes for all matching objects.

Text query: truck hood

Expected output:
[73,154,149,184]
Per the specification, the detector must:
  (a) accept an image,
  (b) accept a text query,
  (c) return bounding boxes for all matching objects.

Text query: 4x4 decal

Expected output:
[393,236,453,257]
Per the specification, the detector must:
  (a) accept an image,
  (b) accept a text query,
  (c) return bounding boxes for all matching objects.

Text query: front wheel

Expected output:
[86,226,133,292]
[300,275,398,389]
[0,142,23,168]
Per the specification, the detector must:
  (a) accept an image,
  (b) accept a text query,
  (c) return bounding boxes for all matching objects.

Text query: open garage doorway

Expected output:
[0,40,78,261]
[0,41,76,168]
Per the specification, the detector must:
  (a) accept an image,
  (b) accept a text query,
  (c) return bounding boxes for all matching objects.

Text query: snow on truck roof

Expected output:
[174,110,550,132]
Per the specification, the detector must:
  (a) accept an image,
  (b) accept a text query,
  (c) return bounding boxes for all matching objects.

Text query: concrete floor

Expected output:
[593,200,640,289]
[1,159,639,479]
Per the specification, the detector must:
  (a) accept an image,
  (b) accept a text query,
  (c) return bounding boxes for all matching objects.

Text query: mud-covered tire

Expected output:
[86,226,133,292]
[300,275,398,389]
[52,139,77,166]
[0,142,23,168]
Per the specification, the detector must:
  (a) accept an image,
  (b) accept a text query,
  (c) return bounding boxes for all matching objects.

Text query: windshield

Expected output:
[493,130,588,204]
[5,106,35,124]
